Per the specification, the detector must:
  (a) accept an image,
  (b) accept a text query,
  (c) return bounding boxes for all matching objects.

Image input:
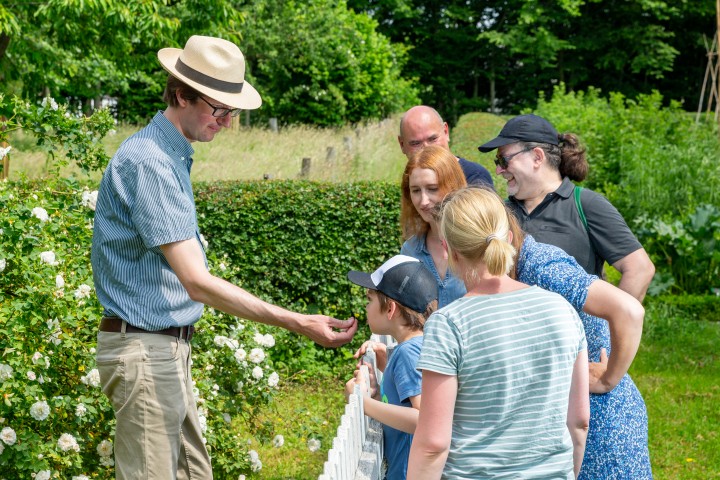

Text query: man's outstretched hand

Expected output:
[299,315,358,348]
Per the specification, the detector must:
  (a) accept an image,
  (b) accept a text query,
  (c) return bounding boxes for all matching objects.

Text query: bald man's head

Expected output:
[398,105,451,159]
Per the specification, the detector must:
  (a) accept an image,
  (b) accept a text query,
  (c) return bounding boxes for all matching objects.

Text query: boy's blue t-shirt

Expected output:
[380,335,423,480]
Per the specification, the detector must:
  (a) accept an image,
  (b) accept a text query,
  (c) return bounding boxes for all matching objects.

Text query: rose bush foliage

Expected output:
[0,97,283,478]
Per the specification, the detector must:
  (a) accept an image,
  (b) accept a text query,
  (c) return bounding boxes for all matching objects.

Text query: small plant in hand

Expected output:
[0,96,282,478]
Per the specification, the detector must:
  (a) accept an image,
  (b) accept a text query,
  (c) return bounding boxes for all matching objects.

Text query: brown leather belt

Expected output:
[100,316,195,342]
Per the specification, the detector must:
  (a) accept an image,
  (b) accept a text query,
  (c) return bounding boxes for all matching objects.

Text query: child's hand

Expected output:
[353,341,388,371]
[344,370,369,402]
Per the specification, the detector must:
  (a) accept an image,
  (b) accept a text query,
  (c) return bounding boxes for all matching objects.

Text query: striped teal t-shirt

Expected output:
[417,286,587,479]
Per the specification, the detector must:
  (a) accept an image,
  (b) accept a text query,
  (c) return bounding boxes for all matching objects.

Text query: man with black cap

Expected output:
[91,35,357,479]
[344,255,438,480]
[477,114,654,302]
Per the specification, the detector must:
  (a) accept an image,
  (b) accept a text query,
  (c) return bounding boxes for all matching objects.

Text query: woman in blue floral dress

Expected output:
[514,233,652,479]
[398,150,651,477]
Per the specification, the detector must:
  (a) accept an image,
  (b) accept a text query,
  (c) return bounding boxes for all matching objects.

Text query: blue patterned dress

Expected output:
[517,235,652,479]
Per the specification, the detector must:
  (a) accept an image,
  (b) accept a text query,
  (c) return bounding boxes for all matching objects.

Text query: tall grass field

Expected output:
[6,112,719,479]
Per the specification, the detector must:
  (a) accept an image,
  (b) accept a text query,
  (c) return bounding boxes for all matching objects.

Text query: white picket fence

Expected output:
[318,335,397,480]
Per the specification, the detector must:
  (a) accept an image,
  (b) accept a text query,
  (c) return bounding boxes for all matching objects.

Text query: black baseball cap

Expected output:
[478,114,559,152]
[347,255,438,313]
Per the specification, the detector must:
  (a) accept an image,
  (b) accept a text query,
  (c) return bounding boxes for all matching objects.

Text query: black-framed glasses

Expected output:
[494,147,533,169]
[198,96,242,118]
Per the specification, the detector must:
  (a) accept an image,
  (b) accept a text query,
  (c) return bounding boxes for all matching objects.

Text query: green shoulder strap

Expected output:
[574,186,589,234]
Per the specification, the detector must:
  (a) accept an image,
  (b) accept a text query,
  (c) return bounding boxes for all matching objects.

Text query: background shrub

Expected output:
[532,85,720,294]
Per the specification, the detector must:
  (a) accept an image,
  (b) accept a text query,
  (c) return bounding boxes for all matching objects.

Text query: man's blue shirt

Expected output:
[91,112,206,329]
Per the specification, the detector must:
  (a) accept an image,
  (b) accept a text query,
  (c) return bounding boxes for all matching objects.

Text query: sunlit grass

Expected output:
[629,305,720,479]
[232,376,347,479]
[6,115,408,184]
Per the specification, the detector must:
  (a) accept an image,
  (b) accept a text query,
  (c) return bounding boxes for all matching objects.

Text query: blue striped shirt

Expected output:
[91,111,206,330]
[418,286,587,479]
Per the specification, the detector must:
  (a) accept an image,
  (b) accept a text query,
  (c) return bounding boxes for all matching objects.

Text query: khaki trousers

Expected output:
[96,330,212,480]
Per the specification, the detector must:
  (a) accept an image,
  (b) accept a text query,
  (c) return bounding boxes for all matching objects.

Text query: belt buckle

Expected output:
[180,325,195,342]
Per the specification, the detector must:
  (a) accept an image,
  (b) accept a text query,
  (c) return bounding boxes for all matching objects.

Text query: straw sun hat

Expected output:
[158,35,262,110]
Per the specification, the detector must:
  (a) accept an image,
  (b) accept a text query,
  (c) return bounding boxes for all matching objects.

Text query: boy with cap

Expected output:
[344,255,438,480]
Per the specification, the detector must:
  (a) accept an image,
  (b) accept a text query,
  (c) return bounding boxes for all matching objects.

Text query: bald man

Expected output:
[398,105,493,187]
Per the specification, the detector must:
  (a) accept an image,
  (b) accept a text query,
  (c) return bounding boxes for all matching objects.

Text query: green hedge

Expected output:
[195,180,404,375]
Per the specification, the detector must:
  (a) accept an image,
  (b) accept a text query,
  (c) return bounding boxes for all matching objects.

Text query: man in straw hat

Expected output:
[91,35,358,479]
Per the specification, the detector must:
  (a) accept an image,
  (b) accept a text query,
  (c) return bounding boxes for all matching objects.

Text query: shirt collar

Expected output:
[152,111,195,170]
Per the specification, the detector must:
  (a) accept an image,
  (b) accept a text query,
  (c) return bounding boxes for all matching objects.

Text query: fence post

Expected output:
[269,117,278,132]
[300,157,312,177]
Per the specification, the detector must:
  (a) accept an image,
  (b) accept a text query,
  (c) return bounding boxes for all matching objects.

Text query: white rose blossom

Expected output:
[74,284,92,299]
[268,372,280,388]
[81,368,101,387]
[27,371,37,381]
[32,207,50,222]
[97,439,113,457]
[35,470,51,480]
[0,145,11,161]
[307,438,321,452]
[42,96,59,110]
[253,332,276,348]
[248,348,265,364]
[0,364,13,381]
[56,274,65,289]
[30,400,50,421]
[0,258,5,272]
[81,190,98,210]
[72,475,90,480]
[40,250,59,265]
[262,333,275,348]
[58,432,80,452]
[233,348,247,364]
[100,456,115,467]
[272,434,284,448]
[1,426,17,445]
[247,450,259,463]
[251,459,262,472]
[252,366,264,380]
[75,403,87,417]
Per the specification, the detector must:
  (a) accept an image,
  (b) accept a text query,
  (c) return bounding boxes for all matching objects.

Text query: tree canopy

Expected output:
[1,0,715,125]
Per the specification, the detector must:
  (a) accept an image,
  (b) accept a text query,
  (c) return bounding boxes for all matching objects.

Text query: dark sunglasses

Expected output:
[198,96,242,118]
[494,147,533,169]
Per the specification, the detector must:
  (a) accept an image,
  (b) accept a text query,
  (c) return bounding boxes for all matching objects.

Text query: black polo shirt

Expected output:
[507,177,642,277]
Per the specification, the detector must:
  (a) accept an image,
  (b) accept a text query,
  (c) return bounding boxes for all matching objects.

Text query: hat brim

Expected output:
[477,136,518,153]
[347,271,376,290]
[158,48,262,110]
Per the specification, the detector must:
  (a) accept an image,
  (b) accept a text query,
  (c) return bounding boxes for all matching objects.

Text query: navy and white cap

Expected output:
[347,255,438,313]
[478,114,559,152]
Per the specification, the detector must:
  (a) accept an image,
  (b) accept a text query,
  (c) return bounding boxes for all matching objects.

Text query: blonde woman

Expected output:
[408,188,590,479]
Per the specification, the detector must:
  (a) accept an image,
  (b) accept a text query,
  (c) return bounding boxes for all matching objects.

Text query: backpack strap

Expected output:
[574,186,590,234]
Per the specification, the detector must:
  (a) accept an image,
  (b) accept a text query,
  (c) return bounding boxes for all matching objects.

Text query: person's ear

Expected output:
[507,229,514,244]
[386,299,398,320]
[532,147,545,167]
[176,90,189,108]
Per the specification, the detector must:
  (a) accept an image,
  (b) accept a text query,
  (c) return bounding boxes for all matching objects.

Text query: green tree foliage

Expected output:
[349,0,716,120]
[0,0,417,126]
[240,0,419,126]
[0,1,177,108]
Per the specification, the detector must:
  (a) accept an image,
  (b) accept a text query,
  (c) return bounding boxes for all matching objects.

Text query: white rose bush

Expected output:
[0,96,284,478]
